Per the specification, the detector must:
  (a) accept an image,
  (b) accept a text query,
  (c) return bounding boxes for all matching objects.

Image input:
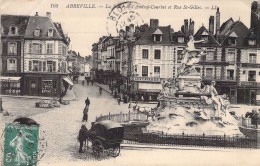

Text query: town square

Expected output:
[1,0,260,166]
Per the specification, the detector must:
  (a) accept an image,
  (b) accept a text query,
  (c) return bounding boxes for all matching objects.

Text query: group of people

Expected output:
[82,77,94,86]
[78,97,91,153]
[246,108,260,128]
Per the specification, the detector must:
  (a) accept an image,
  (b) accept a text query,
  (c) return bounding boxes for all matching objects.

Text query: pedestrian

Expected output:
[82,105,89,122]
[91,80,94,86]
[99,87,102,95]
[87,79,89,86]
[117,97,121,105]
[78,124,88,153]
[82,80,85,86]
[85,97,90,107]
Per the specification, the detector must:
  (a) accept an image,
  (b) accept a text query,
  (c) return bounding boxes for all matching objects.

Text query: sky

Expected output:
[1,0,256,57]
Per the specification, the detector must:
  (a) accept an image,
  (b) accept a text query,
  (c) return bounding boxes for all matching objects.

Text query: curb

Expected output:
[120,144,254,152]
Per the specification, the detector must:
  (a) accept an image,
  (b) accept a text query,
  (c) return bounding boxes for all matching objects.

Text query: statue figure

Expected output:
[179,36,206,75]
[209,81,226,117]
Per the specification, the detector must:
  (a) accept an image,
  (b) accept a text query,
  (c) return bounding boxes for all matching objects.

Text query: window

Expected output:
[227,70,234,80]
[47,61,56,72]
[248,39,256,46]
[48,28,54,37]
[43,61,46,71]
[154,50,161,59]
[142,49,149,59]
[10,26,16,34]
[142,66,148,76]
[31,80,36,88]
[62,46,67,55]
[249,53,256,63]
[7,58,17,71]
[228,38,236,45]
[32,60,39,71]
[34,28,40,36]
[248,71,256,81]
[177,50,183,62]
[47,43,53,54]
[154,66,160,77]
[206,52,214,61]
[29,43,42,54]
[226,49,235,63]
[206,68,213,78]
[201,36,208,42]
[8,42,17,54]
[39,61,42,72]
[178,37,184,43]
[154,35,162,42]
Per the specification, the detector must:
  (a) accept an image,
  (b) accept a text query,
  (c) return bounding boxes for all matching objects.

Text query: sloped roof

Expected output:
[1,15,30,36]
[25,16,63,40]
[53,22,69,44]
[134,26,172,45]
[221,21,250,47]
[194,26,220,47]
[219,18,234,36]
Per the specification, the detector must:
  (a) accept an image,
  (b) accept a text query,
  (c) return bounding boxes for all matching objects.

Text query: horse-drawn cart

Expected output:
[87,120,124,158]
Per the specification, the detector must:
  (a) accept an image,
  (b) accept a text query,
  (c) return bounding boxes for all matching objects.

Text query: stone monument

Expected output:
[150,35,240,135]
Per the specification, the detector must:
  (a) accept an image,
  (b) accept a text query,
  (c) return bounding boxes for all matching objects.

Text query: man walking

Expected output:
[85,97,90,107]
[78,124,88,153]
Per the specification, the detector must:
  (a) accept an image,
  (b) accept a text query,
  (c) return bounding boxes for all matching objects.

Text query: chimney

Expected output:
[184,19,189,36]
[46,12,51,18]
[135,26,140,33]
[119,29,125,41]
[35,12,39,16]
[209,16,214,36]
[216,7,220,38]
[150,19,159,27]
[128,24,134,40]
[181,25,185,34]
[189,19,194,36]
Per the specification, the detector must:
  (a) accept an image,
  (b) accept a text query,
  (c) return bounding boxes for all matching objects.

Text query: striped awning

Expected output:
[0,77,21,82]
[63,77,74,85]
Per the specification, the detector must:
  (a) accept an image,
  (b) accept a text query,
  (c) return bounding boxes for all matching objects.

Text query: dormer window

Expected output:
[201,31,209,42]
[9,26,18,35]
[153,29,163,42]
[248,39,256,46]
[48,28,54,37]
[34,27,40,36]
[178,37,184,43]
[227,32,238,46]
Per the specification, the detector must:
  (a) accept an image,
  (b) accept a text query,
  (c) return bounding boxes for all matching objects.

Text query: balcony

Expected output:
[133,76,164,83]
[198,60,229,66]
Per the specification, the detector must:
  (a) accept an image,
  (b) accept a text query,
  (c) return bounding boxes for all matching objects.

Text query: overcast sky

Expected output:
[1,0,256,56]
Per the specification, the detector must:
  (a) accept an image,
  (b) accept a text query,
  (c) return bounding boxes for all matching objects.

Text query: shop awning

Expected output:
[63,77,74,85]
[0,76,21,82]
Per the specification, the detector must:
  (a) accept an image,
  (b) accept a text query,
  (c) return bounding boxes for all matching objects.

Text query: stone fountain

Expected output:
[148,36,241,136]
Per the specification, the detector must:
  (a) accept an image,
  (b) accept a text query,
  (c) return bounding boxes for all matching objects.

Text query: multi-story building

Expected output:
[1,12,71,97]
[131,19,174,101]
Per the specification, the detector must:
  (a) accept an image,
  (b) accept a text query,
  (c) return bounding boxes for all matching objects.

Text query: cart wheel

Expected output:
[92,143,103,159]
[109,146,120,157]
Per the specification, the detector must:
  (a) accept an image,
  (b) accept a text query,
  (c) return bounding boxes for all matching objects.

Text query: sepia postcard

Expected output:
[0,0,260,165]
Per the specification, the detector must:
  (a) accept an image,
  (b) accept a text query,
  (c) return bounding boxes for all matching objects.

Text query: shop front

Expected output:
[22,73,66,97]
[0,76,21,95]
[237,81,260,105]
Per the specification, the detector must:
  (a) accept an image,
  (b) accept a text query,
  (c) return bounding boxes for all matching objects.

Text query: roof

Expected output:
[1,15,30,36]
[220,21,251,47]
[219,18,234,36]
[194,26,220,47]
[134,26,172,45]
[95,120,123,129]
[53,22,69,44]
[24,16,63,40]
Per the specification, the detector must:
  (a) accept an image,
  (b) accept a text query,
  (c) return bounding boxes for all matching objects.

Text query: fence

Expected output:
[96,112,258,149]
[123,131,258,149]
[96,111,148,123]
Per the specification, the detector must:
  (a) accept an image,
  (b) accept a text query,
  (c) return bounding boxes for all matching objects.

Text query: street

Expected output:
[1,83,260,166]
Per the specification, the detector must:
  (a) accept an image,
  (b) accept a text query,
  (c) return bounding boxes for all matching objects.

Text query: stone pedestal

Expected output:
[178,69,201,93]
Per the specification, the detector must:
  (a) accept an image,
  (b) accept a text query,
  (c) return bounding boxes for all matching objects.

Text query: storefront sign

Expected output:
[239,81,260,87]
[133,77,164,82]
